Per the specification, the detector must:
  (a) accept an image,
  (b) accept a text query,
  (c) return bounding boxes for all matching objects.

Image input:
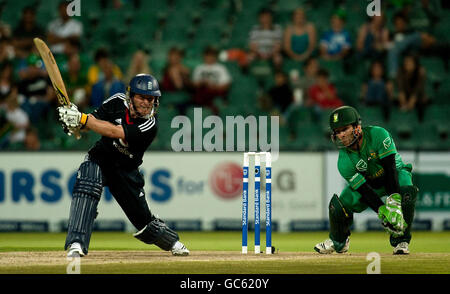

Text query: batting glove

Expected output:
[57,104,88,129]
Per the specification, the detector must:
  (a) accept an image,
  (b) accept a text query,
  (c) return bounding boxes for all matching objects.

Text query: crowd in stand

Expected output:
[0,0,447,150]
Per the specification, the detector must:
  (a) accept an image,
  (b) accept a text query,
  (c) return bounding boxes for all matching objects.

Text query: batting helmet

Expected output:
[128,74,161,97]
[126,74,161,118]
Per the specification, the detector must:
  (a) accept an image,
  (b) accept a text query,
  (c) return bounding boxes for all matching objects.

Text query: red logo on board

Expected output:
[210,162,243,200]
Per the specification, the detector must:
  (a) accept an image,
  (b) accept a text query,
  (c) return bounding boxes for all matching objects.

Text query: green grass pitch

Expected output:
[0,231,449,274]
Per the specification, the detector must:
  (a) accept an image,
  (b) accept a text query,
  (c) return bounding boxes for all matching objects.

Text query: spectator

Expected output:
[386,11,443,78]
[386,12,419,78]
[23,126,41,150]
[61,38,90,70]
[395,0,441,32]
[0,37,15,69]
[192,46,231,113]
[12,6,45,59]
[47,1,83,55]
[87,48,123,88]
[361,60,393,121]
[125,49,152,84]
[307,69,343,109]
[319,13,352,61]
[396,54,427,121]
[62,54,88,109]
[0,13,11,40]
[0,62,13,102]
[0,86,29,147]
[248,8,283,69]
[90,59,126,108]
[17,52,48,97]
[161,47,191,92]
[59,39,90,108]
[290,57,319,104]
[356,15,390,61]
[283,8,317,62]
[16,51,52,123]
[268,71,293,114]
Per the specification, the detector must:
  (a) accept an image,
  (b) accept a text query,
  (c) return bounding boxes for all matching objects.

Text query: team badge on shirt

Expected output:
[356,159,367,172]
[383,137,392,149]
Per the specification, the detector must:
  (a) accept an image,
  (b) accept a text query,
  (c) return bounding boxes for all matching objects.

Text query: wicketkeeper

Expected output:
[314,106,418,255]
[58,74,189,257]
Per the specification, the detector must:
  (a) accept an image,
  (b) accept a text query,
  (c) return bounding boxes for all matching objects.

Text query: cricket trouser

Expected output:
[65,157,155,254]
[330,167,417,249]
[101,165,155,231]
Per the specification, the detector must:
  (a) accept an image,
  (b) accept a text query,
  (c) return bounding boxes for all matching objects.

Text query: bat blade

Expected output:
[33,37,81,139]
[33,38,70,106]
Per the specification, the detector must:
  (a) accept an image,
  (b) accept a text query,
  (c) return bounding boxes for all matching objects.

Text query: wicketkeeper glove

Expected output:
[378,193,407,237]
[57,104,88,129]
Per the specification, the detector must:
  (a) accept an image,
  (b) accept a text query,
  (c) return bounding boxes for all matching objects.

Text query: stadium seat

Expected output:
[319,60,345,82]
[435,82,450,105]
[293,123,329,151]
[421,57,446,84]
[359,106,385,126]
[414,123,441,150]
[286,106,313,132]
[334,78,360,107]
[160,92,191,108]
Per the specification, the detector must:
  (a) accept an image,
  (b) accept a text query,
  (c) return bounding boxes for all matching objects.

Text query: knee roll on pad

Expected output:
[65,161,103,254]
[329,194,351,220]
[73,161,103,199]
[399,185,419,204]
[399,185,418,225]
[133,218,179,251]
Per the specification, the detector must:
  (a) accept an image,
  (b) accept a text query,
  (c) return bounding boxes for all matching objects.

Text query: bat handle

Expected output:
[74,129,82,140]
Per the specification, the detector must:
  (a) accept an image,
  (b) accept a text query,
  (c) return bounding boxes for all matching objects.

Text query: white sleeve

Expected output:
[192,65,203,82]
[68,20,83,36]
[217,65,231,85]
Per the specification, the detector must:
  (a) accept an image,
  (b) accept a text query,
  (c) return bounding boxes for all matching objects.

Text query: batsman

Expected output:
[314,106,418,255]
[58,74,189,257]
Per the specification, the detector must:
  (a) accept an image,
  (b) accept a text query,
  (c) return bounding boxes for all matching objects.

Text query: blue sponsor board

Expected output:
[212,219,279,232]
[289,220,329,231]
[166,219,202,231]
[60,220,126,232]
[412,219,433,231]
[0,168,202,204]
[0,221,49,232]
[443,219,450,230]
[213,219,242,231]
[248,220,279,232]
[366,219,384,231]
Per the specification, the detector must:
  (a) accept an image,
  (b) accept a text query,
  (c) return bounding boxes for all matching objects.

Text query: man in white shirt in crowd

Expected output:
[192,46,231,114]
[47,1,83,55]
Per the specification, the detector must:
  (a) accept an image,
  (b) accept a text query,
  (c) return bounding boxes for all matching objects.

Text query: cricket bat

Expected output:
[33,37,81,140]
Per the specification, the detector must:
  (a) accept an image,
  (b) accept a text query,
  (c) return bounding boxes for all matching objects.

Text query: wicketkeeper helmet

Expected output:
[329,106,362,148]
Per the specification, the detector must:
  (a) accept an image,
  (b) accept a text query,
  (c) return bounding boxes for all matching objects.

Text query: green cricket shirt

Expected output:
[337,126,406,191]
